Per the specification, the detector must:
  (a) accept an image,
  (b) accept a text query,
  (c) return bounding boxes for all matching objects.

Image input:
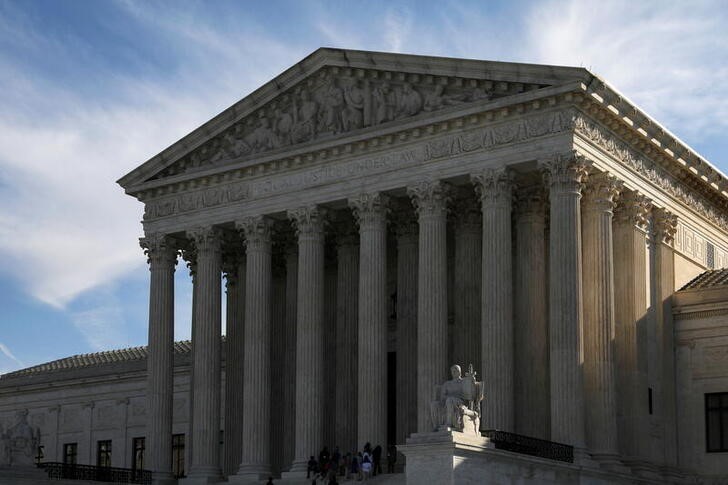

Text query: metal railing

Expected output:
[39,462,152,484]
[481,430,574,463]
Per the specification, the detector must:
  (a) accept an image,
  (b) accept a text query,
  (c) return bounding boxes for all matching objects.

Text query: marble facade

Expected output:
[2,48,728,484]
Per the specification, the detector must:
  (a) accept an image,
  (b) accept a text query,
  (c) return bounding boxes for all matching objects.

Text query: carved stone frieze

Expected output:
[152,68,542,180]
[574,114,728,232]
[142,109,574,221]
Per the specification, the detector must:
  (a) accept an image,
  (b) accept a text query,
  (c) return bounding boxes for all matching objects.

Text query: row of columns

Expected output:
[142,151,678,480]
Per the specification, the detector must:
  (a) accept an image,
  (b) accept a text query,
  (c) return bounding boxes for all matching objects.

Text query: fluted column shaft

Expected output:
[289,206,326,473]
[581,174,620,459]
[394,212,418,444]
[187,227,223,480]
[652,209,678,466]
[541,153,588,448]
[472,168,514,431]
[408,181,448,432]
[141,234,177,480]
[514,187,549,440]
[350,193,388,448]
[452,194,482,374]
[223,254,246,476]
[282,247,298,470]
[234,217,273,480]
[335,223,359,452]
[614,191,652,463]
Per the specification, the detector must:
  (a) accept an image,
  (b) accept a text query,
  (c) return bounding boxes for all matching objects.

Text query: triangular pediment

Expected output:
[118,48,591,191]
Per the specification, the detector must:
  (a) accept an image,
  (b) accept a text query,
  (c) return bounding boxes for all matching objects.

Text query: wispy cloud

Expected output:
[0,342,24,368]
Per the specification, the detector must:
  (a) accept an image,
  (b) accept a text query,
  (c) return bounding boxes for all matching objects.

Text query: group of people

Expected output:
[306,443,398,483]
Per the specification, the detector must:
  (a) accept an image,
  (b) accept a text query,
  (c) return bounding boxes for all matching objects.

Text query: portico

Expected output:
[119,49,728,483]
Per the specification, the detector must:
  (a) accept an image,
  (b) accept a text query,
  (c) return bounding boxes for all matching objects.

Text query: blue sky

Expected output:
[1,0,727,374]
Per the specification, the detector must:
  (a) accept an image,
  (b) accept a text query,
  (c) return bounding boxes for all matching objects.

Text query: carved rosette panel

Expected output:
[540,151,590,195]
[514,185,547,218]
[237,216,274,253]
[139,233,178,268]
[581,172,622,214]
[614,191,652,230]
[153,68,543,180]
[471,167,513,208]
[288,205,327,241]
[407,180,450,218]
[652,208,678,245]
[349,192,390,228]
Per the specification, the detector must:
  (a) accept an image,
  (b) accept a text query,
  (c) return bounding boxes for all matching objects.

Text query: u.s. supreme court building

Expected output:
[2,49,728,484]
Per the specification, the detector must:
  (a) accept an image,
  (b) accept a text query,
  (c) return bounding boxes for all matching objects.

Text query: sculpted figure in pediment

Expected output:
[373,82,397,124]
[396,82,423,119]
[291,89,318,143]
[342,79,367,131]
[247,113,280,153]
[274,104,295,146]
[318,78,345,134]
[423,84,466,112]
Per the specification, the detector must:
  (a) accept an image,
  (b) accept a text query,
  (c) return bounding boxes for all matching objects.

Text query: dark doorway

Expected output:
[387,351,397,446]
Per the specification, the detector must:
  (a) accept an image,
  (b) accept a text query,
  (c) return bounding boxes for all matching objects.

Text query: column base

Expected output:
[589,452,630,474]
[179,466,223,485]
[280,459,309,479]
[151,472,178,485]
[228,463,273,483]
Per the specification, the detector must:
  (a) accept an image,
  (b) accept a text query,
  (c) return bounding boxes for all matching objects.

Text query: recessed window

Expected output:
[63,443,77,465]
[35,445,44,465]
[97,440,112,468]
[172,434,185,478]
[706,392,728,452]
[132,437,145,472]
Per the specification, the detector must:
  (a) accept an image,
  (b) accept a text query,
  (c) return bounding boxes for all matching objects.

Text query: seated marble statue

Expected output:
[430,364,484,435]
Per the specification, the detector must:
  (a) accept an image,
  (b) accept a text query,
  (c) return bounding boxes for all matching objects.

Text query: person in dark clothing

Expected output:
[319,446,330,470]
[307,455,318,479]
[372,444,382,476]
[266,478,274,485]
[386,444,397,473]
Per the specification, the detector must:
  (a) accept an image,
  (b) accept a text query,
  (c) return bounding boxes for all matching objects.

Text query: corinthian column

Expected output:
[408,181,449,433]
[581,173,621,463]
[231,216,273,481]
[350,193,389,447]
[223,250,246,477]
[540,152,589,450]
[286,206,326,476]
[185,226,223,482]
[282,238,298,470]
[614,191,652,467]
[334,218,359,453]
[140,234,177,483]
[452,191,482,374]
[472,168,514,432]
[514,186,549,440]
[392,204,418,444]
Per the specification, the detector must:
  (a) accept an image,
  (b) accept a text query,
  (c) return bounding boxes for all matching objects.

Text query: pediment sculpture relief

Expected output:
[154,69,543,180]
[430,363,484,436]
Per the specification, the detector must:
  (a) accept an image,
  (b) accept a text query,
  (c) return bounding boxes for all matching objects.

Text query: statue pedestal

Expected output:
[399,430,665,485]
[0,465,50,484]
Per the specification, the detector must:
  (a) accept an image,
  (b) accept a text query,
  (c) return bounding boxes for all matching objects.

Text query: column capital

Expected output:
[288,205,327,237]
[407,180,450,216]
[539,151,590,193]
[237,216,274,251]
[652,207,678,245]
[140,233,178,268]
[349,192,389,227]
[514,185,547,218]
[471,167,513,207]
[187,226,224,254]
[582,173,622,214]
[615,191,652,230]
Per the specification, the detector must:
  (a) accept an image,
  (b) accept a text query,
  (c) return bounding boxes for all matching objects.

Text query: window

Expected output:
[132,437,145,472]
[97,440,112,468]
[706,392,728,452]
[172,434,185,478]
[648,388,653,415]
[35,445,44,465]
[63,443,77,465]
